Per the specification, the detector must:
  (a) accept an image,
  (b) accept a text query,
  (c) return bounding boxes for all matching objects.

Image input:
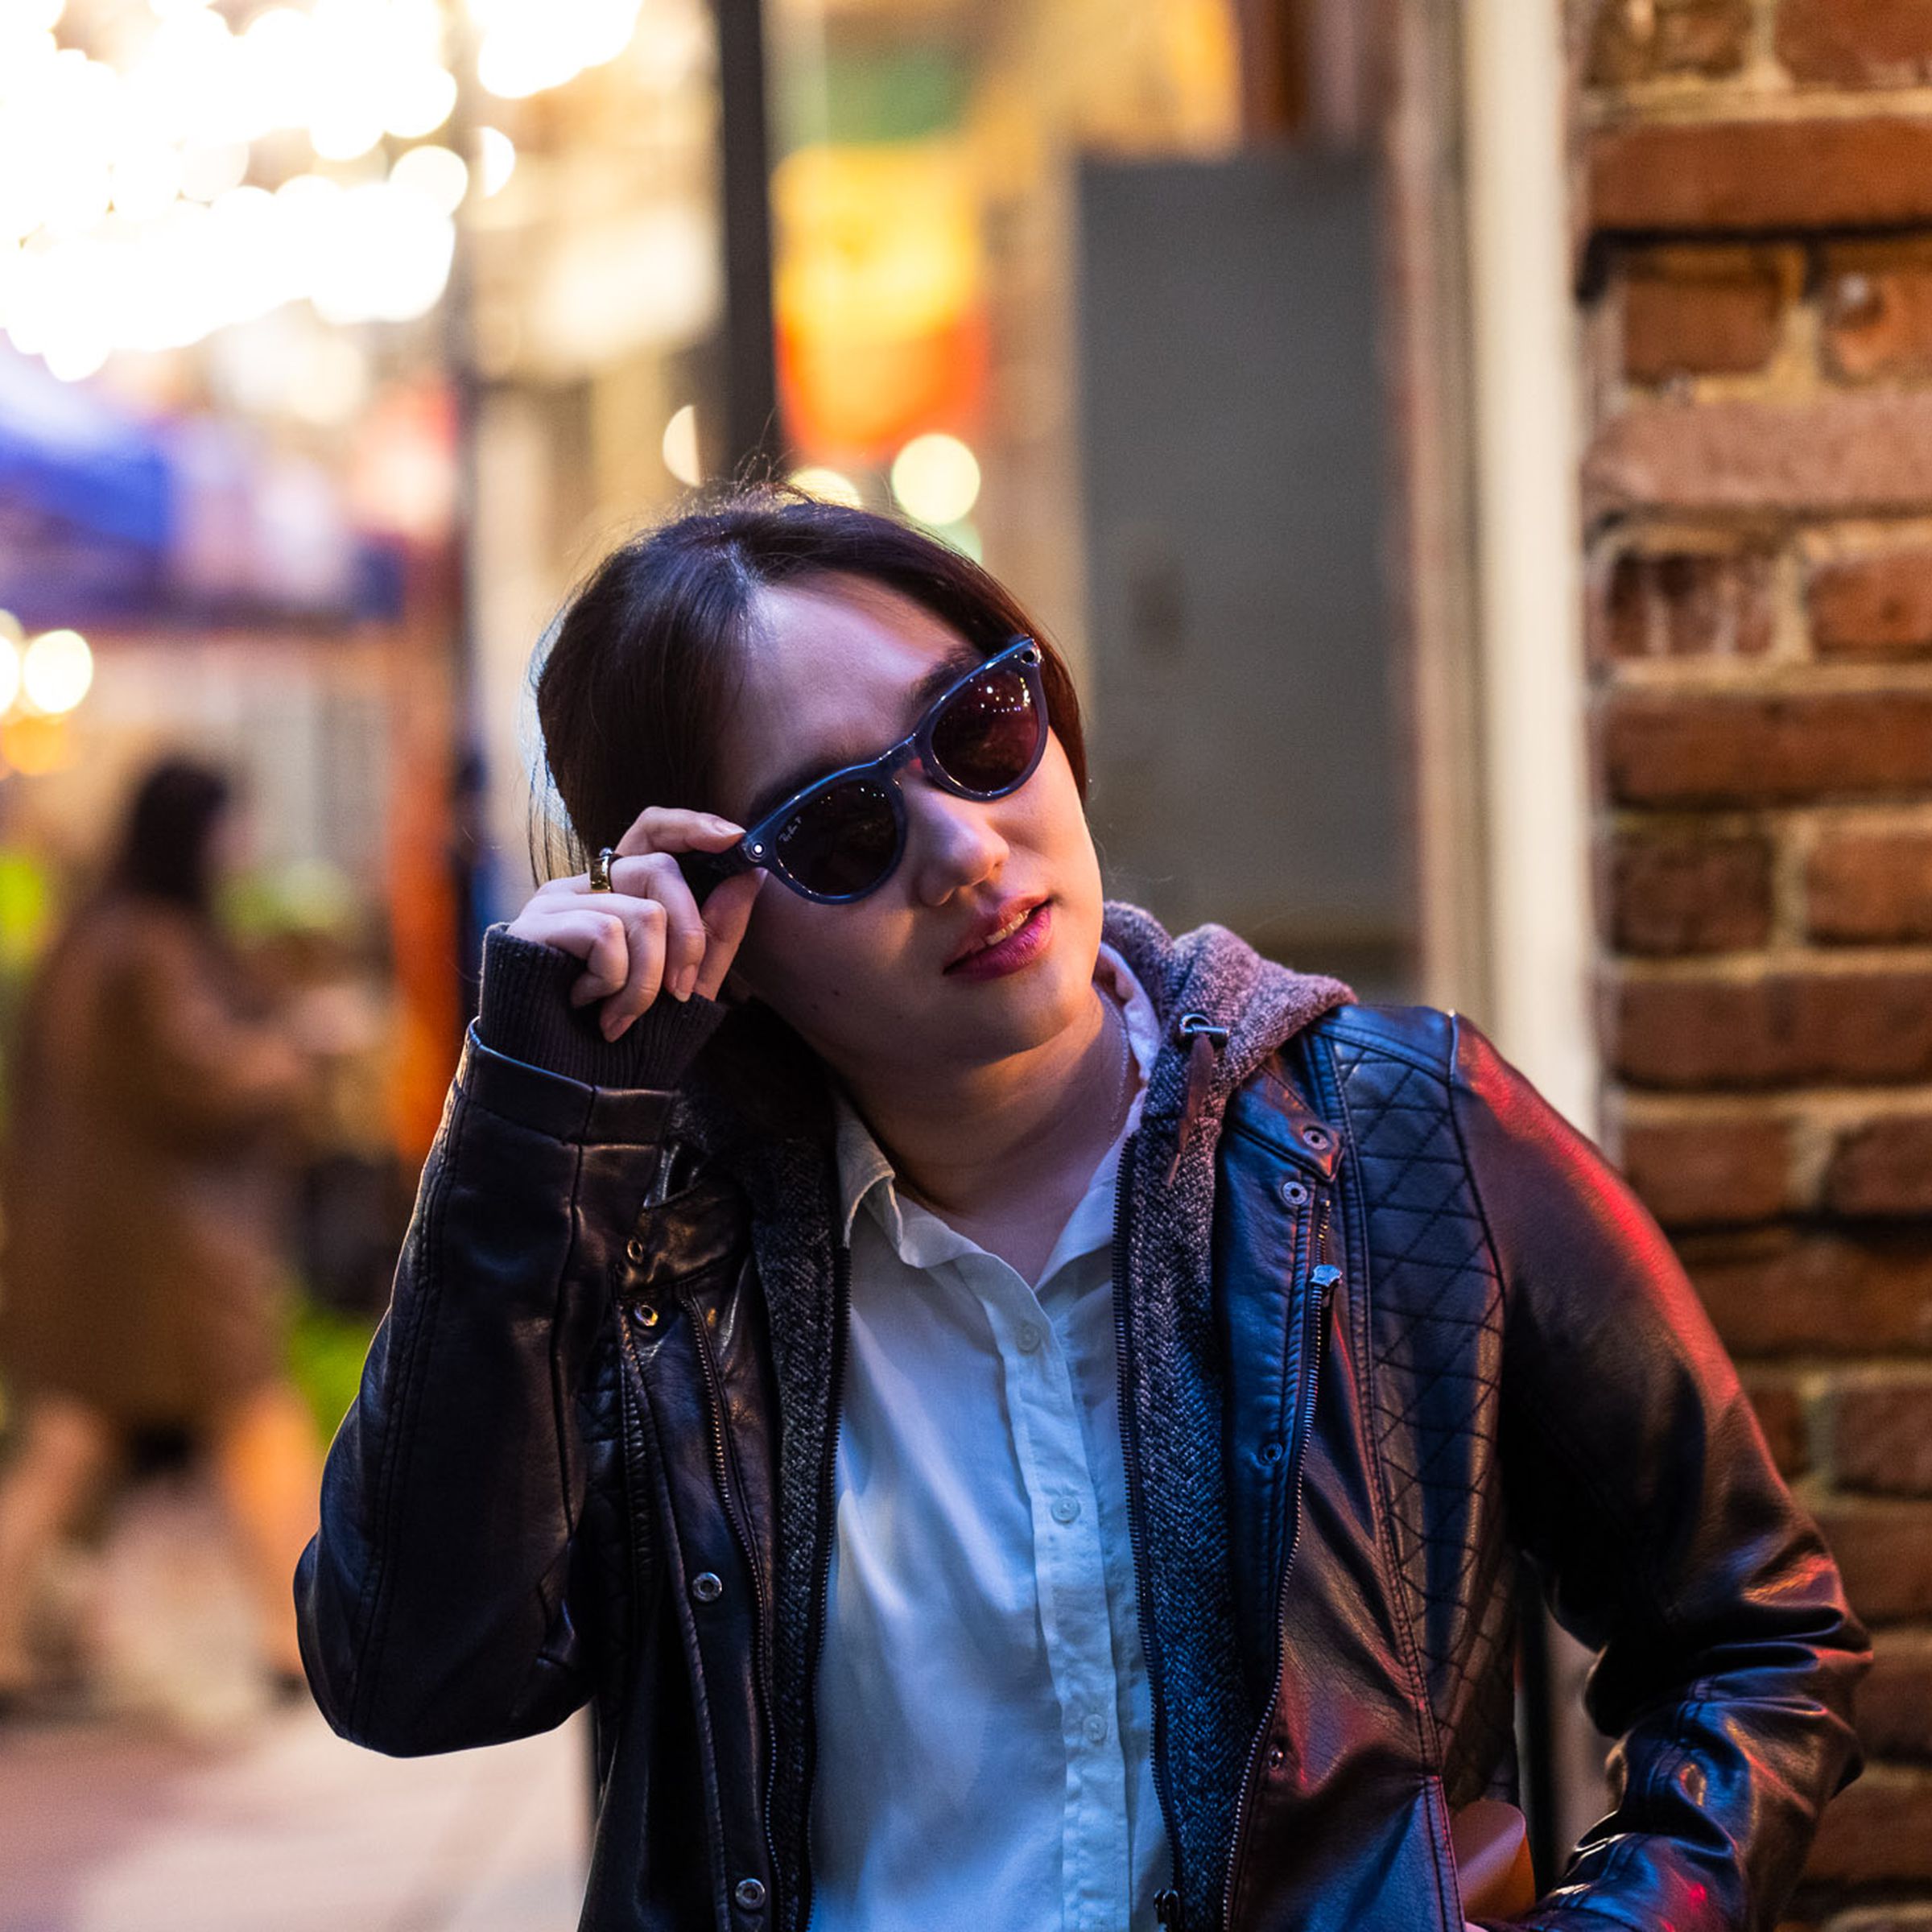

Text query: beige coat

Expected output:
[0,896,307,1427]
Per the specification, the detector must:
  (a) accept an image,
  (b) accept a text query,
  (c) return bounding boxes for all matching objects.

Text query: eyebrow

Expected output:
[739,644,989,827]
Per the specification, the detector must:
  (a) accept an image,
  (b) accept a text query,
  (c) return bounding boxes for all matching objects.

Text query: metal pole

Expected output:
[714,0,783,479]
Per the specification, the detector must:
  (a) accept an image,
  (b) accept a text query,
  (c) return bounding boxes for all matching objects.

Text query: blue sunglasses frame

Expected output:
[687,635,1049,905]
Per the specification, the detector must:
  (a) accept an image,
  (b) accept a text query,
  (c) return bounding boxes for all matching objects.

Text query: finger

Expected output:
[533,908,630,1004]
[692,868,768,1002]
[513,895,654,980]
[610,854,708,1002]
[601,901,667,1038]
[612,806,747,860]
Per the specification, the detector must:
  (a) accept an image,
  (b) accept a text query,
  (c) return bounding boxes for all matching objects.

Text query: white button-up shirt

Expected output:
[807,943,1172,1932]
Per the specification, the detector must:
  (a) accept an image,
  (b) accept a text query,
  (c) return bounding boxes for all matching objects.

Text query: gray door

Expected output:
[1076,151,1408,994]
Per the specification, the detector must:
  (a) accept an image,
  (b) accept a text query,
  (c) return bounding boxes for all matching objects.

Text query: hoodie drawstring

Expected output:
[1163,1013,1229,1186]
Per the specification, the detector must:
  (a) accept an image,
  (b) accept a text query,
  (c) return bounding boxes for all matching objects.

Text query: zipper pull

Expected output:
[1311,1261,1341,1311]
[1164,1013,1229,1187]
[1154,1887,1187,1930]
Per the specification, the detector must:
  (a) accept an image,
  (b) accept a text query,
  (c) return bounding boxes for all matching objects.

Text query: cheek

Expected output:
[1027,748,1100,877]
[735,890,906,1019]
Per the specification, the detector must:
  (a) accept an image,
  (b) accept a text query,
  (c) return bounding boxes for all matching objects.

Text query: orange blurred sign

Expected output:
[774,140,987,460]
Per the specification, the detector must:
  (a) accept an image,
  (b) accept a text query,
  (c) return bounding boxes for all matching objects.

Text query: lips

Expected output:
[944,895,1048,971]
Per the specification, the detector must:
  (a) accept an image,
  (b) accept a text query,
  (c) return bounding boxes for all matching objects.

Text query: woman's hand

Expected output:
[506,807,767,1039]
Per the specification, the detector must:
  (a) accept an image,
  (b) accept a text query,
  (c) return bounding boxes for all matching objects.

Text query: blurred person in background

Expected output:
[0,758,321,1714]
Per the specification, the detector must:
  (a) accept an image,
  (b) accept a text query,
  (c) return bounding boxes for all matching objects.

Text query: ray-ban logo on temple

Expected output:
[687,637,1049,904]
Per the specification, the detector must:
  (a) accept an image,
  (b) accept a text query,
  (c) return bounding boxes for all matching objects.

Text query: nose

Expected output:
[902,770,1008,907]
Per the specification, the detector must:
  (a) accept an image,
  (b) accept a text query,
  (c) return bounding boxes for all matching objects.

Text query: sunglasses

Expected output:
[683,634,1051,904]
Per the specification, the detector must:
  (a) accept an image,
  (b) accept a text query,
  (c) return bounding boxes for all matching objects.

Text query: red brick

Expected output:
[1813,1501,1932,1621]
[1861,1629,1932,1761]
[1827,1115,1932,1215]
[1810,552,1932,658]
[1596,547,1775,661]
[1823,242,1932,382]
[1682,1227,1932,1354]
[1584,393,1932,518]
[1589,0,1752,84]
[1602,691,1932,807]
[1777,0,1932,87]
[1609,970,1932,1087]
[1835,1379,1932,1495]
[1606,832,1773,956]
[1621,246,1787,381]
[1620,1113,1792,1224]
[1807,1765,1932,1880]
[1590,118,1932,234]
[1741,1368,1811,1476]
[1809,833,1932,943]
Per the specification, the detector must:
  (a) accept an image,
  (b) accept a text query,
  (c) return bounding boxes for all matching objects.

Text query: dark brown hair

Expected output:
[112,758,233,915]
[532,484,1086,873]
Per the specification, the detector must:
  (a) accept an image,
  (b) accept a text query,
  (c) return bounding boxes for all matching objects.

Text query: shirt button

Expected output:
[1016,1323,1043,1353]
[1051,1494,1080,1524]
[1084,1712,1108,1744]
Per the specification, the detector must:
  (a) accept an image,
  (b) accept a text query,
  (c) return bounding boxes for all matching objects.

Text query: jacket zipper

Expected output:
[1216,1187,1340,1932]
[686,1287,786,1922]
[1113,1127,1191,1930]
[795,1236,852,1932]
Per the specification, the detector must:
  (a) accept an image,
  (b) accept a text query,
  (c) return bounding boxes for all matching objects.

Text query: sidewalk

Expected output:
[0,1467,588,1931]
[0,1704,588,1932]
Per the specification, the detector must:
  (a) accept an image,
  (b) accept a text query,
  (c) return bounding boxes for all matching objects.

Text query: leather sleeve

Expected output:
[294,1028,681,1756]
[1448,1017,1869,1932]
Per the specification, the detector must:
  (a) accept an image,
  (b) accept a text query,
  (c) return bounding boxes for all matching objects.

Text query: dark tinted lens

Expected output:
[773,777,899,898]
[929,665,1042,794]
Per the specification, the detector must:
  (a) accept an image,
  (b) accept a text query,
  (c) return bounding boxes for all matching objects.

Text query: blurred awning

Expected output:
[0,349,405,630]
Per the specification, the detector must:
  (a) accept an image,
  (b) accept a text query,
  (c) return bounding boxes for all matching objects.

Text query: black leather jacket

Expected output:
[297,904,1867,1932]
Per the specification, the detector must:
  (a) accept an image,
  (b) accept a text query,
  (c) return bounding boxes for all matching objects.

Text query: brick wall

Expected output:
[1574,1,1932,1916]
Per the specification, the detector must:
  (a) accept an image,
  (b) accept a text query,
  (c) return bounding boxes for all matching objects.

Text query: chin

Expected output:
[1004,936,1100,1043]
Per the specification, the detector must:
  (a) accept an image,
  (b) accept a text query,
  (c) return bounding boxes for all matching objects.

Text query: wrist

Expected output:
[476,923,727,1090]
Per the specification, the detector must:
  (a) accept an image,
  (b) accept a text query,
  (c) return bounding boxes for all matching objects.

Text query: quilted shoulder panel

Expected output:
[1314,1007,1517,1802]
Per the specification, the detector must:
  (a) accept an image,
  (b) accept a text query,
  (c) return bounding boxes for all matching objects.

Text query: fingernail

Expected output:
[675,964,697,1001]
[601,1009,628,1041]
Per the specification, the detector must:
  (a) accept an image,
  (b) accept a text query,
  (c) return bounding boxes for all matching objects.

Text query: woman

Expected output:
[299,492,1866,1932]
[0,759,320,1709]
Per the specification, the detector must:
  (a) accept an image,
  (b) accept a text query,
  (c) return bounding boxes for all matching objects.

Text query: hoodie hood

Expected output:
[1100,900,1354,1180]
[1104,900,1355,1076]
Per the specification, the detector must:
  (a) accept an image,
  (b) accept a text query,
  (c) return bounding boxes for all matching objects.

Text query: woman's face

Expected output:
[713,576,1105,1093]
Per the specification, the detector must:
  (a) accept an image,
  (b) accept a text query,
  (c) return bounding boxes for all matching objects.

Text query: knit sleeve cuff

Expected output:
[474,923,729,1092]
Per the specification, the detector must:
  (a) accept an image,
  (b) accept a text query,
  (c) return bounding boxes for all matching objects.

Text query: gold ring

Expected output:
[588,846,617,892]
